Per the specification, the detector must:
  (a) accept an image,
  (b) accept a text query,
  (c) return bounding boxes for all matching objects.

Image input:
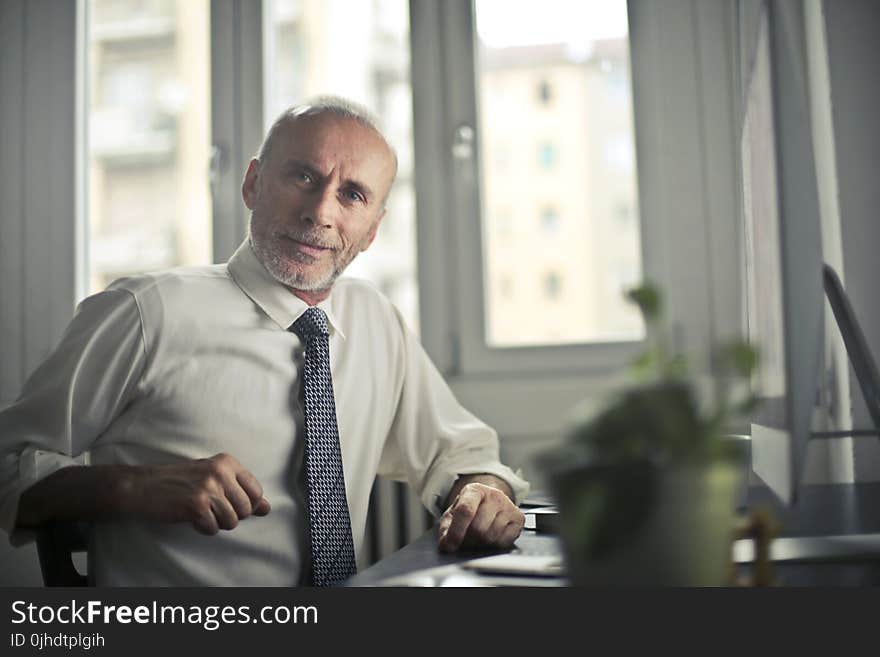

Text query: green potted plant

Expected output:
[541,283,759,586]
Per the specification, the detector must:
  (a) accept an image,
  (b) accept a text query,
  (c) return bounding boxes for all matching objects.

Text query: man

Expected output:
[0,97,528,586]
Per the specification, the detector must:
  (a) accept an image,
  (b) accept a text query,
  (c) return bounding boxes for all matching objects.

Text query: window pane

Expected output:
[264,0,419,334]
[476,0,644,347]
[86,0,212,296]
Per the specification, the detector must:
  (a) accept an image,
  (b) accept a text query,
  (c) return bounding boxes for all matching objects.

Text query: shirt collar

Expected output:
[227,239,346,339]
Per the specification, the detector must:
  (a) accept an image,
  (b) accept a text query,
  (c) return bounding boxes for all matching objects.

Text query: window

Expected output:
[263,0,419,334]
[499,275,514,299]
[537,142,557,170]
[493,142,511,170]
[604,61,629,103]
[475,0,643,349]
[605,133,635,172]
[540,206,560,235]
[85,0,212,295]
[408,0,740,394]
[614,200,632,226]
[537,78,553,105]
[494,208,513,241]
[543,271,561,300]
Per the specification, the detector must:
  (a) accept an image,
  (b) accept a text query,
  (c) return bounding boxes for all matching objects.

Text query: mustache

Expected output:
[278,231,338,250]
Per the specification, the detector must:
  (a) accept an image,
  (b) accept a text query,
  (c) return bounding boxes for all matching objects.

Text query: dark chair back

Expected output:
[36,521,90,586]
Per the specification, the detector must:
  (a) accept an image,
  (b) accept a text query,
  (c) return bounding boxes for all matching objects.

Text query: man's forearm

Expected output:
[16,454,272,535]
[15,464,141,529]
[443,473,514,511]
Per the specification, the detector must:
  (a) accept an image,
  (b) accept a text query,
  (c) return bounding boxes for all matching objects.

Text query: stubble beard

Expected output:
[250,230,364,293]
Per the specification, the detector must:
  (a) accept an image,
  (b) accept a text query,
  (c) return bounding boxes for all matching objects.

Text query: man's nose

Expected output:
[300,186,338,229]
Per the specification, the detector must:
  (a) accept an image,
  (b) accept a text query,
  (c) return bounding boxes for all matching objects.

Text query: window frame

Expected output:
[210,0,264,263]
[0,0,80,405]
[410,0,742,387]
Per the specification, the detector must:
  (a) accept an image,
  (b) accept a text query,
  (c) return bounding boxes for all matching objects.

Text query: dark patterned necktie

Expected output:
[290,307,357,587]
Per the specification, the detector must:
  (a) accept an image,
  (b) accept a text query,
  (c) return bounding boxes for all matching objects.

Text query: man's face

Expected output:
[243,113,396,293]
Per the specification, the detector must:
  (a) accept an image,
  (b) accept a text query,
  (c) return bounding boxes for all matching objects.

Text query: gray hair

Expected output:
[256,95,398,176]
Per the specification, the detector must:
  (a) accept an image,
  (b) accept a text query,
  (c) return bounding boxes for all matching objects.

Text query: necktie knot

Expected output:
[291,307,329,340]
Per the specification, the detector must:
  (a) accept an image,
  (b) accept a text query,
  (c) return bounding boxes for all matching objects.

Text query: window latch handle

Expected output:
[209,143,227,199]
[452,124,475,161]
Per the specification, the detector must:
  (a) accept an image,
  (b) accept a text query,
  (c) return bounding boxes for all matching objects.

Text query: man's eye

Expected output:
[295,171,312,183]
[343,189,365,203]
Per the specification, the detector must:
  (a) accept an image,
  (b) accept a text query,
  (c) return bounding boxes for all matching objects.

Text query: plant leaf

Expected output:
[732,394,762,417]
[630,350,659,379]
[718,341,759,378]
[625,283,662,324]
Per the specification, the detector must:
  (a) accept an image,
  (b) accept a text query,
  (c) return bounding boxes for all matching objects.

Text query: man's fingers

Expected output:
[437,482,526,552]
[210,494,240,531]
[438,504,455,532]
[190,486,268,536]
[438,488,483,552]
[253,497,271,516]
[144,454,270,535]
[465,503,501,544]
[192,499,220,535]
[236,470,265,509]
[223,480,254,519]
[498,520,522,549]
[483,511,511,545]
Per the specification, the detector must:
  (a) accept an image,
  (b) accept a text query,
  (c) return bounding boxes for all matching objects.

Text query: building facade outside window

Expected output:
[476,0,643,347]
[85,0,212,295]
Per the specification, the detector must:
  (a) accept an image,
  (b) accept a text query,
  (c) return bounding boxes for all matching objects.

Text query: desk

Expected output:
[740,481,880,586]
[349,482,880,587]
[347,529,565,587]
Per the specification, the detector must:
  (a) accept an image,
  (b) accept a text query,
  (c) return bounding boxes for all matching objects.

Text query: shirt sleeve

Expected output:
[377,308,530,517]
[0,286,146,545]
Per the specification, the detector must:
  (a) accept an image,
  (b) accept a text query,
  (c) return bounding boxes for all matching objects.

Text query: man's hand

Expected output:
[437,476,524,553]
[125,453,271,535]
[16,453,271,535]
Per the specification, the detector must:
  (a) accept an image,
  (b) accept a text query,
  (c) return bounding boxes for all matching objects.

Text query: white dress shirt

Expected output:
[0,240,528,586]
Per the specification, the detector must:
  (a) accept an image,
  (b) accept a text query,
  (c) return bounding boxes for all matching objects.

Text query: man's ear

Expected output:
[361,208,387,252]
[242,159,261,210]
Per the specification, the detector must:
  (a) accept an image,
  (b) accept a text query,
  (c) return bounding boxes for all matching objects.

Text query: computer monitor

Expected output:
[822,265,880,437]
[741,0,825,506]
[741,1,880,507]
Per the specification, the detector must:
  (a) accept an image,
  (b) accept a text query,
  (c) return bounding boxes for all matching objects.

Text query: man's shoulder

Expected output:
[106,263,231,299]
[101,264,238,328]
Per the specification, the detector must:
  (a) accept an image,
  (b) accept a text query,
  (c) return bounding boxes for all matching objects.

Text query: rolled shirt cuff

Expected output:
[0,448,89,546]
[421,460,530,517]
